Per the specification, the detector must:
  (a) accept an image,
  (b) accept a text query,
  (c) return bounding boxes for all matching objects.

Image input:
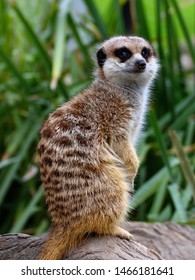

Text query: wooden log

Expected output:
[0,222,194,260]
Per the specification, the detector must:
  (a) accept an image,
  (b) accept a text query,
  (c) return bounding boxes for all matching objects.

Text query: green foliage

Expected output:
[0,0,194,235]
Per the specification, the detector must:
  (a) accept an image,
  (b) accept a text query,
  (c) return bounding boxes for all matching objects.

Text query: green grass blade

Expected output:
[169,130,195,202]
[149,109,175,182]
[172,186,193,221]
[148,175,169,221]
[135,0,151,39]
[112,0,126,35]
[170,101,195,130]
[83,0,108,38]
[34,220,49,236]
[10,187,44,233]
[170,0,195,62]
[164,0,176,115]
[158,205,172,222]
[50,0,71,90]
[168,183,188,223]
[0,0,7,38]
[6,117,33,155]
[10,1,69,98]
[156,0,168,109]
[133,158,179,208]
[10,2,51,71]
[67,14,91,70]
[185,119,195,146]
[147,93,195,137]
[0,47,29,90]
[0,157,19,169]
[0,108,50,206]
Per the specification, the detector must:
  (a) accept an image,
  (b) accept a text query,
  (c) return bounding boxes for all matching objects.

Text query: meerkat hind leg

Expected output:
[110,225,134,240]
[96,225,133,240]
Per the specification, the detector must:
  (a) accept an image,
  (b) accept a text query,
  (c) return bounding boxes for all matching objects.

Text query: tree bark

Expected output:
[0,222,194,260]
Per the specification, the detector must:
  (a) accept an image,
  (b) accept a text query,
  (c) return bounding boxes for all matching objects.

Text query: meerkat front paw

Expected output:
[133,154,140,175]
[126,158,139,179]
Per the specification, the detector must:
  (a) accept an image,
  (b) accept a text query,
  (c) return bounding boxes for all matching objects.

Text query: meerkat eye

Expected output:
[114,47,132,62]
[141,47,151,59]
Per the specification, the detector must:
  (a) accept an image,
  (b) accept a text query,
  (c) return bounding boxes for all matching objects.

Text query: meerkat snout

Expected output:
[136,59,146,70]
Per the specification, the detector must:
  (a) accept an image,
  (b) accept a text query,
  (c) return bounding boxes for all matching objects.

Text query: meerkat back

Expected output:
[37,36,159,260]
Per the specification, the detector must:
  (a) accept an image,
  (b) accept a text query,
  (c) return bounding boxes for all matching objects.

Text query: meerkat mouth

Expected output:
[122,68,146,74]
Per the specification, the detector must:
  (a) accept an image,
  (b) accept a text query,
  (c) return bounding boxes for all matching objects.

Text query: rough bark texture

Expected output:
[0,222,194,260]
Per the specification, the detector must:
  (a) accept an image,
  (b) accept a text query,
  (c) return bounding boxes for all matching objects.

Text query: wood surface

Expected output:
[0,222,194,260]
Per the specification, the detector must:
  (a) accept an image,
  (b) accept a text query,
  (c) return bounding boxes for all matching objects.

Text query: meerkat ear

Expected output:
[96,48,107,68]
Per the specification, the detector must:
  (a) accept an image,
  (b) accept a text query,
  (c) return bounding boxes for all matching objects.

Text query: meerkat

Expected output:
[37,36,159,260]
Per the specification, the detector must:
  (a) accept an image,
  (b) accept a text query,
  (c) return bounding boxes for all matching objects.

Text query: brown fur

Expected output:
[37,36,158,259]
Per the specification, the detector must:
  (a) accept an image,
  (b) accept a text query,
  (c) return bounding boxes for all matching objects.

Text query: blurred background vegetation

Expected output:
[0,0,194,235]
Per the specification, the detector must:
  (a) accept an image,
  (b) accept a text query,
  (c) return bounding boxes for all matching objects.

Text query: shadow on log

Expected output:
[0,222,194,260]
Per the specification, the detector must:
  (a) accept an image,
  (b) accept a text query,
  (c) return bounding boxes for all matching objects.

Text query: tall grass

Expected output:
[0,0,194,235]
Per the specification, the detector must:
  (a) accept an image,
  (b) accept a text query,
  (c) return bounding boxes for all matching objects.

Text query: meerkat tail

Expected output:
[38,224,85,260]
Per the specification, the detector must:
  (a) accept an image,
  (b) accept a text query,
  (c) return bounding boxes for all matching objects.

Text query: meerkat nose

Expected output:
[136,59,146,70]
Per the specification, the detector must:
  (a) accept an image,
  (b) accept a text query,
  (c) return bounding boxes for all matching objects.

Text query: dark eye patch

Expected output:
[96,48,107,68]
[141,47,151,60]
[114,47,132,62]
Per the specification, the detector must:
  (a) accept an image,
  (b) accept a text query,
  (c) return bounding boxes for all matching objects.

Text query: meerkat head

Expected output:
[96,36,159,89]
